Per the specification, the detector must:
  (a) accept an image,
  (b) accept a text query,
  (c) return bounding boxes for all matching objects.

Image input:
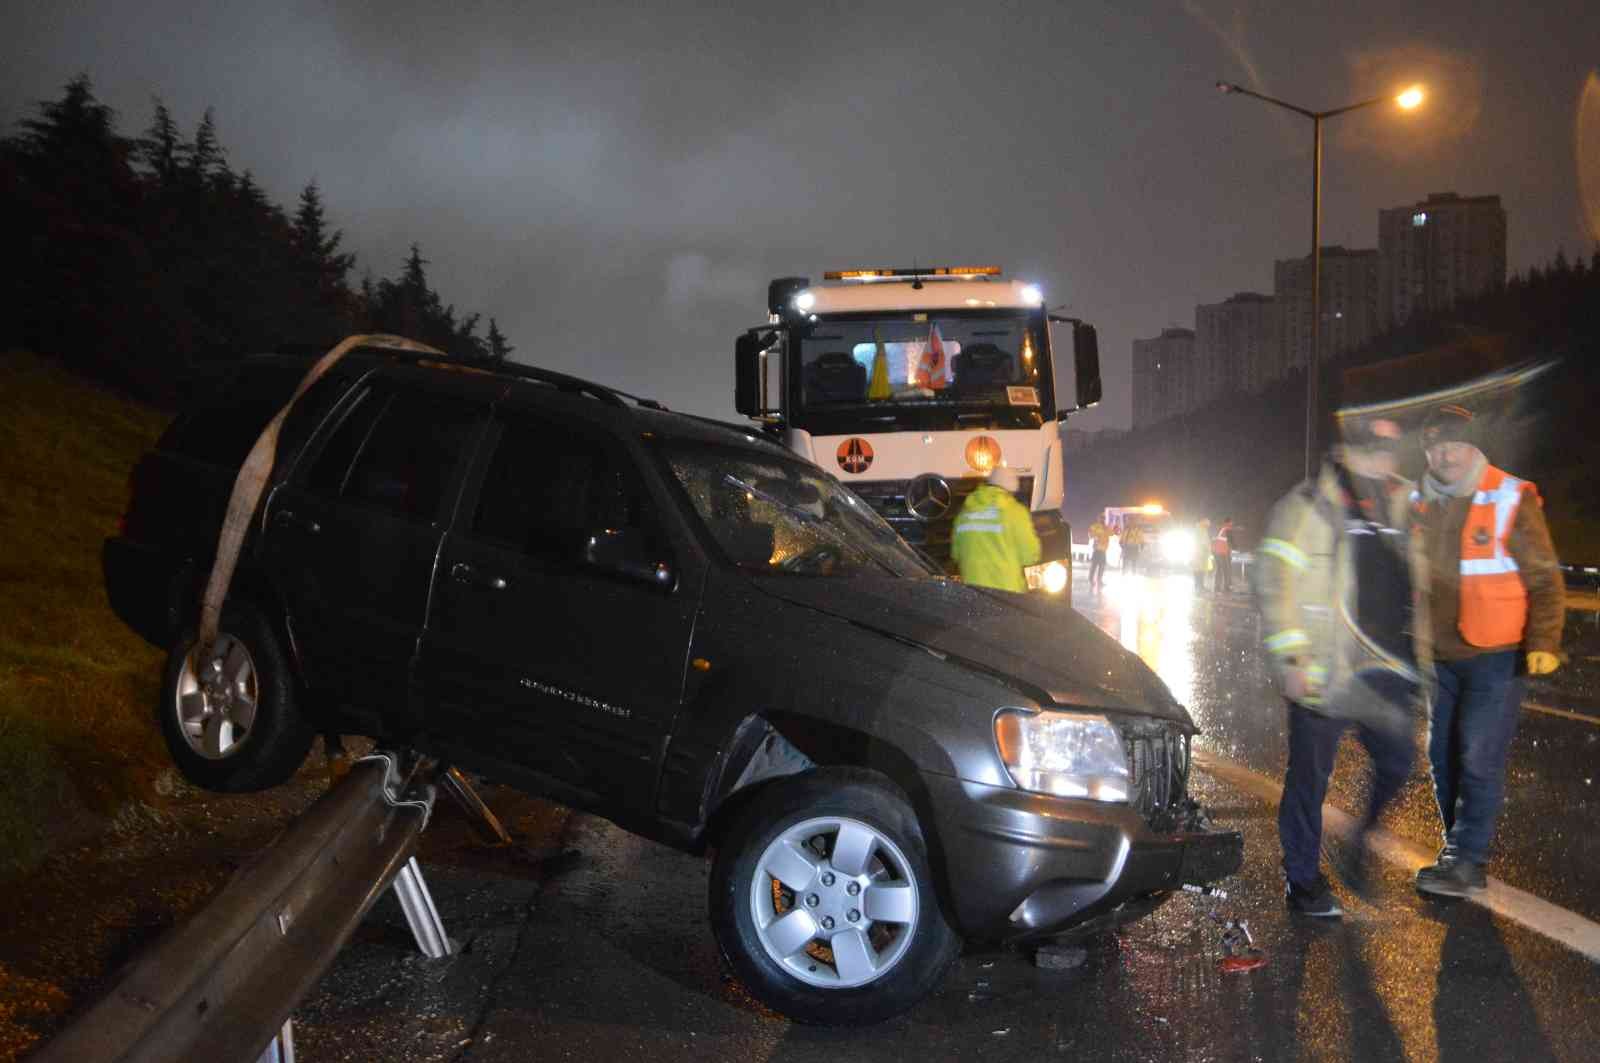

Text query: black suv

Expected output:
[104,347,1241,1025]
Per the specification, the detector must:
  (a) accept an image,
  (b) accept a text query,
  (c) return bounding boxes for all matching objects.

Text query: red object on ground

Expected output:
[1219,950,1268,973]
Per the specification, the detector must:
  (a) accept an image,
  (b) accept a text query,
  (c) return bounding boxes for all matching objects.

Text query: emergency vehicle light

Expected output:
[822,266,1003,281]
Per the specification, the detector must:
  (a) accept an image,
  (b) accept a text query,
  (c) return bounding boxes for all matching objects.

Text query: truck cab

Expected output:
[735,267,1102,594]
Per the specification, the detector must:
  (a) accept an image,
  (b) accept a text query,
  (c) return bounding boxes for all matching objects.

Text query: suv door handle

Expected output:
[273,509,320,534]
[451,562,508,591]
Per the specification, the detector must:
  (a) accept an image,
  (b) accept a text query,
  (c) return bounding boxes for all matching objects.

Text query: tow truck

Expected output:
[734,266,1103,594]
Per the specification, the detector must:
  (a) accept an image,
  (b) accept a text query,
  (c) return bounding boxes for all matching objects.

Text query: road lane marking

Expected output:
[1193,750,1600,965]
[1524,701,1600,726]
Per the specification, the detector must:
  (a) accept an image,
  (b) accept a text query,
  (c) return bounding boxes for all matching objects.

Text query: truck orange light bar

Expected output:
[823,266,1003,280]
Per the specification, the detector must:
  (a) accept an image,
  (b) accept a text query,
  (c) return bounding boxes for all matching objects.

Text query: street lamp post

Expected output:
[1217,82,1424,480]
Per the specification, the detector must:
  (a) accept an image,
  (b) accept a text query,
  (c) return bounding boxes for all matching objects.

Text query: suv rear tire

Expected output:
[158,601,315,792]
[708,769,961,1025]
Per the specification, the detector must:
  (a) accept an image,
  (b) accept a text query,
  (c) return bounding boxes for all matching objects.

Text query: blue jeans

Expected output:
[1427,652,1524,864]
[1279,701,1413,889]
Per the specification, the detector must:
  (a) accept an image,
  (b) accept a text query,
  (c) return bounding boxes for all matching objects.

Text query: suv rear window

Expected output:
[159,362,308,466]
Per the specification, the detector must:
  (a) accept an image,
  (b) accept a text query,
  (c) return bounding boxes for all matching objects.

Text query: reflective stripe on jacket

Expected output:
[951,485,1042,593]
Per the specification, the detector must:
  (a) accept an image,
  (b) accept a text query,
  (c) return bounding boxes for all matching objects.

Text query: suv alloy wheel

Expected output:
[158,601,316,792]
[709,769,961,1025]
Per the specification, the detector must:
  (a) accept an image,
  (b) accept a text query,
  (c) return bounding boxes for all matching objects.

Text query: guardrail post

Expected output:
[393,855,453,959]
[256,1020,294,1063]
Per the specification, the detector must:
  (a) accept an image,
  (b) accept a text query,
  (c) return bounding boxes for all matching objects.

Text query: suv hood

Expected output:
[754,576,1194,728]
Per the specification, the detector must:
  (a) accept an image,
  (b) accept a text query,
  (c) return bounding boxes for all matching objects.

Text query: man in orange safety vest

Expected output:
[1411,404,1566,898]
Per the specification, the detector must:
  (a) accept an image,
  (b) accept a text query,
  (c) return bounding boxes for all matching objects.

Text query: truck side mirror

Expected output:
[1071,323,1102,412]
[735,333,764,417]
[735,331,779,418]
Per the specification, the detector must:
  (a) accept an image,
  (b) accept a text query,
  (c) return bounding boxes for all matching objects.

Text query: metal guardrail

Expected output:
[33,751,451,1063]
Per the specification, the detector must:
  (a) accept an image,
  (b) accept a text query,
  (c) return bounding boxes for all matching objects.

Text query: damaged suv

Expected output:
[104,347,1241,1025]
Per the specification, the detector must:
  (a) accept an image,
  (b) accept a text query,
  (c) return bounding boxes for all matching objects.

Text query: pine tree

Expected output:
[292,181,354,282]
[185,108,224,183]
[138,98,182,185]
[487,318,514,362]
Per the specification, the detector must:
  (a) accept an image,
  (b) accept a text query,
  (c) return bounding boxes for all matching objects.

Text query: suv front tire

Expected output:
[708,769,961,1025]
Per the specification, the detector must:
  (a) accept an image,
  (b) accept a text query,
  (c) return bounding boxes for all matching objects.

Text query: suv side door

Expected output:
[422,403,698,813]
[262,369,499,734]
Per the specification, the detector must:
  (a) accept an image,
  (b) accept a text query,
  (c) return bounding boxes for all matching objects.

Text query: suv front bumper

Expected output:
[922,774,1243,940]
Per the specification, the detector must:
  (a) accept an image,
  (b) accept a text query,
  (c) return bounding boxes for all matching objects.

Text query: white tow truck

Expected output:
[734,266,1102,593]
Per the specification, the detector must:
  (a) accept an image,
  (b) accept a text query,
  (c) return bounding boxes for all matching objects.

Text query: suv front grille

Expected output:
[1119,720,1191,831]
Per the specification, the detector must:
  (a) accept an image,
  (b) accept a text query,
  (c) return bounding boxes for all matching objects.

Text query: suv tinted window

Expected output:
[160,362,307,466]
[472,418,653,558]
[306,388,486,522]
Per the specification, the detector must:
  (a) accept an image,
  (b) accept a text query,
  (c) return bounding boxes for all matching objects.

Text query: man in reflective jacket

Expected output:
[1256,416,1423,917]
[1412,404,1565,897]
[951,465,1041,593]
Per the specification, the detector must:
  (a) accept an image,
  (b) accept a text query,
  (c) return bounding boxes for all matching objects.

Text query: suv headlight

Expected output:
[995,709,1129,802]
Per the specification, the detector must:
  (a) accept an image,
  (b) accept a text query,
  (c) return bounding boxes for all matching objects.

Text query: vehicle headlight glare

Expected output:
[995,710,1129,802]
[1160,528,1195,563]
[1020,284,1043,306]
[793,290,816,313]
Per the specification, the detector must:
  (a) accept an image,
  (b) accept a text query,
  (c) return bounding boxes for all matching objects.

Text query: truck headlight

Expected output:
[1024,560,1069,594]
[995,709,1129,801]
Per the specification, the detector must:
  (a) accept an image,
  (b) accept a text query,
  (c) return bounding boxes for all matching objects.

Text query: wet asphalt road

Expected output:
[288,569,1600,1061]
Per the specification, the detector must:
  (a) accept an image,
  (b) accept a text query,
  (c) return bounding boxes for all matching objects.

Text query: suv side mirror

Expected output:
[582,529,676,591]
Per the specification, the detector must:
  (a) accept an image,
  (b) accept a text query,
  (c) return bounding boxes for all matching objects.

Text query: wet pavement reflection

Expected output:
[1072,565,1600,924]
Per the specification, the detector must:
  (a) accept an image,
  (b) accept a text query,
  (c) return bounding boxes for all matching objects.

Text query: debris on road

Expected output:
[1034,944,1088,970]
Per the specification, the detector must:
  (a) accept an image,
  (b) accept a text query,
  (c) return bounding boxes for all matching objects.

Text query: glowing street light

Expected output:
[1216,80,1427,479]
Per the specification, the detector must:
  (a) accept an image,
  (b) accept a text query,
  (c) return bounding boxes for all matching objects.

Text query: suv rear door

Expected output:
[261,368,499,733]
[422,403,697,812]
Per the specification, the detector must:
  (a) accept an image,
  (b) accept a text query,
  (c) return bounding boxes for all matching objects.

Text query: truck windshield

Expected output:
[791,310,1052,433]
[662,443,937,579]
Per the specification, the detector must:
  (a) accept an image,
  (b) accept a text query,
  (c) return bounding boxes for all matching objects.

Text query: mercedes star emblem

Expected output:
[906,474,953,520]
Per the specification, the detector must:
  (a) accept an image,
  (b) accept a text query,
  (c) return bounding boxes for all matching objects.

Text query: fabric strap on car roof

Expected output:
[197,333,445,660]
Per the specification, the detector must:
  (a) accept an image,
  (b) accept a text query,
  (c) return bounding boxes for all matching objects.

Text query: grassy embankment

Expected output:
[0,352,170,877]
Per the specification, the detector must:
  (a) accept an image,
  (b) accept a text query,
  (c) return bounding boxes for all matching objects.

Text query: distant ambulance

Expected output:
[734,266,1103,594]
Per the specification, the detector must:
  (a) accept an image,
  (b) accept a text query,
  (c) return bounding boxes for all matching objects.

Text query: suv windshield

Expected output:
[663,443,937,579]
[793,310,1051,433]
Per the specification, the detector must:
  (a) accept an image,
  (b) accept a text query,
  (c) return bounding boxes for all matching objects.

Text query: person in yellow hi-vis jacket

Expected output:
[1255,416,1423,918]
[951,465,1040,592]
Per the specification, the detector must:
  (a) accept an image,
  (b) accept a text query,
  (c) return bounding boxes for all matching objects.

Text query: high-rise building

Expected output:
[1274,246,1380,371]
[1195,292,1277,397]
[1131,327,1195,429]
[1379,192,1506,328]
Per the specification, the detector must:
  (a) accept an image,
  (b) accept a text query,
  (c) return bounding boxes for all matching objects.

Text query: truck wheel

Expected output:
[158,601,315,792]
[709,770,961,1025]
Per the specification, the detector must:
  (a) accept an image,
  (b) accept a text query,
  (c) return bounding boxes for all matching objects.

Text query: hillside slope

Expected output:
[0,351,169,875]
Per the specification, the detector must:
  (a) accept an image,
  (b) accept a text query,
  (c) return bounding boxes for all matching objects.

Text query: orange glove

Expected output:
[1527,651,1560,676]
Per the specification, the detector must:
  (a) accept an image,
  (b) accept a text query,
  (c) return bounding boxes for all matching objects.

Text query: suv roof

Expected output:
[234,346,801,463]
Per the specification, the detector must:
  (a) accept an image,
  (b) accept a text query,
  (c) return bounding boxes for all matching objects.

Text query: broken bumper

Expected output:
[923,774,1243,940]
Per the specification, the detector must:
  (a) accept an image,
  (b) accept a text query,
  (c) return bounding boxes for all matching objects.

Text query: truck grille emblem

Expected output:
[906,474,953,520]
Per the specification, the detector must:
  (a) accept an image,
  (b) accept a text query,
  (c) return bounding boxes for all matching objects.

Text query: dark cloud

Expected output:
[5,0,1597,426]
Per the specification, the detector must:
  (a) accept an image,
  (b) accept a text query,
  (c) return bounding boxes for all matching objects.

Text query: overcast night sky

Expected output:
[6,1,1598,429]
